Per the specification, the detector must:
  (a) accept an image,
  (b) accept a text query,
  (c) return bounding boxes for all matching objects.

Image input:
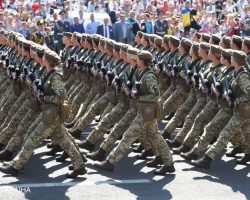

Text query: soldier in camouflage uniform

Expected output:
[95,51,175,175]
[192,50,250,169]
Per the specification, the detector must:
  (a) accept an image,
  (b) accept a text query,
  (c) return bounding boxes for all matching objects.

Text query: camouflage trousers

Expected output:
[0,99,30,145]
[192,107,233,155]
[163,91,197,134]
[75,91,115,131]
[159,84,176,103]
[183,98,219,148]
[6,110,41,152]
[206,115,250,160]
[71,85,99,124]
[159,87,190,122]
[241,123,250,154]
[68,82,84,103]
[174,95,207,143]
[67,80,81,101]
[68,85,90,122]
[107,114,173,166]
[64,75,76,92]
[0,87,12,110]
[86,98,130,145]
[11,121,84,170]
[0,80,10,97]
[99,102,114,120]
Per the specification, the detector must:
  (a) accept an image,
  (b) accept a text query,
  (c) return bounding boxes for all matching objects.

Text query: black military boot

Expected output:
[136,149,154,160]
[64,122,75,129]
[56,152,69,162]
[173,144,191,154]
[154,164,175,175]
[133,144,144,153]
[78,140,95,151]
[146,156,163,168]
[162,131,171,140]
[236,154,250,165]
[181,150,198,161]
[166,139,181,148]
[46,145,62,156]
[164,112,175,121]
[68,128,82,139]
[226,147,243,157]
[47,142,56,149]
[94,160,114,172]
[0,165,19,176]
[87,148,106,161]
[68,165,74,171]
[0,150,14,161]
[191,155,212,169]
[0,143,4,151]
[66,166,87,178]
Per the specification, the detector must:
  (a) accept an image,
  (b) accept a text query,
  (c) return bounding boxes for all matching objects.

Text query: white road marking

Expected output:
[0,179,151,189]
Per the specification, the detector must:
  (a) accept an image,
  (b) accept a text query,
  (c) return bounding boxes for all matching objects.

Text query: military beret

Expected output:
[168,36,180,47]
[143,34,150,42]
[149,34,157,43]
[105,39,114,50]
[127,47,139,59]
[243,37,250,49]
[210,34,221,45]
[210,45,222,57]
[86,34,92,43]
[36,46,44,58]
[63,32,73,38]
[137,31,143,39]
[154,36,163,47]
[201,33,211,43]
[81,34,87,42]
[99,37,106,46]
[75,33,82,43]
[113,42,122,51]
[120,44,129,53]
[232,50,247,65]
[221,49,232,61]
[44,50,61,66]
[180,38,192,51]
[138,50,153,61]
[231,35,243,49]
[221,36,231,49]
[199,42,211,52]
[193,32,202,39]
[191,42,200,54]
[92,34,100,45]
[163,35,170,44]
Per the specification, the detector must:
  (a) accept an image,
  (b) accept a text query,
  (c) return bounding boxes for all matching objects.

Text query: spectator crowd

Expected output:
[0,0,249,51]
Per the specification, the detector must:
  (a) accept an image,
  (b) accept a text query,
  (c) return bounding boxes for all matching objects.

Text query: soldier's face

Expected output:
[242,43,248,52]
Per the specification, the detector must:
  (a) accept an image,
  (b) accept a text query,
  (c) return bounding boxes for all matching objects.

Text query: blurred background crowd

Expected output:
[0,0,249,52]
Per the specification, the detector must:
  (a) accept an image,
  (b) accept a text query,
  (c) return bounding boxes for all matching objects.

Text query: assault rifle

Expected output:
[224,75,234,108]
[211,71,223,98]
[184,63,193,86]
[200,73,211,95]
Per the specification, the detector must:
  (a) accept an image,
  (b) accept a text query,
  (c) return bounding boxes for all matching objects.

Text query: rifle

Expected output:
[211,71,223,98]
[114,69,122,93]
[224,75,234,108]
[192,64,199,89]
[172,56,178,77]
[184,63,193,86]
[123,72,133,96]
[105,65,114,86]
[12,67,21,81]
[200,73,211,95]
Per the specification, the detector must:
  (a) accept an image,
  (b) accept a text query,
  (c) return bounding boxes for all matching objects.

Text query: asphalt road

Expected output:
[0,121,249,200]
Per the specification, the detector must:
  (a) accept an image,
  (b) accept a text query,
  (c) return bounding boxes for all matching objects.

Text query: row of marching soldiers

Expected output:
[0,30,249,179]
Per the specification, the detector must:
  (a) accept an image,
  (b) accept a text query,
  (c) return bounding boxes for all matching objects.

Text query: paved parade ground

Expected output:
[0,122,249,200]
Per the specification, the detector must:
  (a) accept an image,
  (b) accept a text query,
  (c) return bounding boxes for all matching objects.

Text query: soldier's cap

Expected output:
[36,46,44,58]
[137,31,143,39]
[59,10,66,15]
[92,34,100,45]
[180,38,192,50]
[193,32,202,39]
[127,47,139,59]
[232,35,243,49]
[149,34,157,43]
[37,19,45,26]
[168,35,180,47]
[63,32,73,38]
[221,49,232,61]
[191,42,200,54]
[105,39,114,50]
[221,35,231,49]
[154,36,163,47]
[231,50,247,64]
[120,44,130,53]
[75,33,82,43]
[210,34,221,45]
[243,37,250,48]
[81,34,87,41]
[86,34,93,43]
[30,43,37,54]
[209,44,222,57]
[18,38,23,47]
[15,35,23,45]
[44,50,61,65]
[199,42,211,52]
[143,33,150,42]
[22,40,31,51]
[99,37,106,46]
[201,33,211,43]
[163,35,170,44]
[138,50,153,61]
[113,42,122,51]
